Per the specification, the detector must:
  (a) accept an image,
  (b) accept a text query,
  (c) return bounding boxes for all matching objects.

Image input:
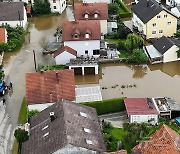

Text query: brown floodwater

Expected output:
[75,61,180,103]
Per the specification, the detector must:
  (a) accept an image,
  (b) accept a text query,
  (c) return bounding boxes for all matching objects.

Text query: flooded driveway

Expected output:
[75,61,180,103]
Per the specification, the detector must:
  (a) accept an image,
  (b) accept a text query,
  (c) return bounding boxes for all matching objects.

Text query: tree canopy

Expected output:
[33,0,51,15]
[108,3,119,15]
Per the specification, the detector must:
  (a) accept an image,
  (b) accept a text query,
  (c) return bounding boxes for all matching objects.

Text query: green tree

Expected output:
[0,43,9,52]
[108,3,119,15]
[27,109,39,119]
[126,49,148,64]
[33,0,51,15]
[14,128,29,154]
[124,34,144,52]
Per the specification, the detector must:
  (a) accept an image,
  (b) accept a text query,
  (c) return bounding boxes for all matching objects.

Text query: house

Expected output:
[53,45,77,65]
[131,0,177,39]
[74,3,108,35]
[0,2,27,28]
[124,98,159,125]
[107,22,118,34]
[22,100,106,154]
[30,0,66,14]
[144,36,180,64]
[26,70,75,111]
[82,0,112,4]
[171,6,180,18]
[166,0,180,7]
[0,28,7,43]
[132,124,180,154]
[62,20,101,58]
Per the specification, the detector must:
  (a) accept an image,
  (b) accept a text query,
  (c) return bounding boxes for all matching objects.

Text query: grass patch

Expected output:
[12,139,18,154]
[119,51,128,58]
[105,39,119,46]
[81,98,125,115]
[18,98,27,124]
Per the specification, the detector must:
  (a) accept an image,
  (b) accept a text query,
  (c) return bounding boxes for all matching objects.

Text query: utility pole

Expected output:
[33,50,37,72]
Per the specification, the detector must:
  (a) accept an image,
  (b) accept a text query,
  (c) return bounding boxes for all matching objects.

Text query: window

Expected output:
[152,23,156,27]
[164,15,167,18]
[85,33,90,39]
[86,139,93,145]
[42,125,49,130]
[152,31,156,34]
[43,132,49,137]
[84,14,89,19]
[85,50,88,54]
[159,30,163,33]
[54,6,56,9]
[94,13,98,18]
[74,33,79,39]
[53,0,56,3]
[80,112,87,117]
[93,50,100,55]
[167,22,171,25]
[83,128,91,133]
[157,15,161,18]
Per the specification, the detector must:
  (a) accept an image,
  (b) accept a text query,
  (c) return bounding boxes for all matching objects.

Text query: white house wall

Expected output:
[49,0,66,14]
[100,20,107,35]
[55,51,76,65]
[163,45,180,63]
[132,13,146,34]
[130,114,158,124]
[0,7,27,28]
[83,0,112,3]
[28,103,54,111]
[171,7,180,18]
[64,40,100,57]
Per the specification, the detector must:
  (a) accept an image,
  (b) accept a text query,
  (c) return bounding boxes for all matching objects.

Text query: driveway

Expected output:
[99,111,128,128]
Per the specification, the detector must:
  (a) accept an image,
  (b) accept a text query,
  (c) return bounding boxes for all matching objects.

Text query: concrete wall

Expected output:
[28,103,54,111]
[64,40,100,57]
[163,45,180,63]
[0,7,27,28]
[100,20,107,35]
[130,114,158,124]
[146,10,177,39]
[55,51,76,65]
[82,0,112,3]
[49,0,66,14]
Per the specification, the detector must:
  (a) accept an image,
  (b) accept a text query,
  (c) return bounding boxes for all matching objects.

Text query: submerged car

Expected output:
[0,81,7,95]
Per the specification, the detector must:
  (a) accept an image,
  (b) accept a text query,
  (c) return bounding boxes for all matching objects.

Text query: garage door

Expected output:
[73,67,82,75]
[84,67,95,75]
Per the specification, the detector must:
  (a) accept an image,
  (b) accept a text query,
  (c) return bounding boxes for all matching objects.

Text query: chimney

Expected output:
[56,72,59,83]
[50,93,52,102]
[147,0,149,7]
[50,112,55,122]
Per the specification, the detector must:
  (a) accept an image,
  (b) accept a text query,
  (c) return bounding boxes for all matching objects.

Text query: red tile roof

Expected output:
[132,124,180,154]
[0,28,6,43]
[54,45,77,58]
[104,150,127,154]
[124,98,158,115]
[74,3,108,20]
[26,70,75,105]
[62,20,101,41]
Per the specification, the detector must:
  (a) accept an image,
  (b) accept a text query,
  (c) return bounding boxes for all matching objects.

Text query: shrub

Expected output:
[38,64,67,71]
[27,109,39,119]
[118,1,132,18]
[108,3,119,15]
[81,98,125,115]
[0,43,9,52]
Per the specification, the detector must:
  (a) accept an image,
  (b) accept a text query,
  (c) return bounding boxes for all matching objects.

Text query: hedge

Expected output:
[81,98,125,115]
[119,1,132,18]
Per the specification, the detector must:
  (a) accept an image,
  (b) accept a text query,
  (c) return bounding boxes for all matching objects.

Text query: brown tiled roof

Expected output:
[0,2,24,21]
[53,45,77,57]
[0,28,6,43]
[132,124,180,154]
[26,70,75,105]
[104,150,127,154]
[74,3,108,20]
[62,20,101,41]
[22,100,106,154]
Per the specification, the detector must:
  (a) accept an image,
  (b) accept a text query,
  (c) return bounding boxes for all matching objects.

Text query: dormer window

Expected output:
[84,13,89,19]
[72,28,80,39]
[83,29,91,39]
[85,33,90,39]
[74,33,79,39]
[94,13,99,18]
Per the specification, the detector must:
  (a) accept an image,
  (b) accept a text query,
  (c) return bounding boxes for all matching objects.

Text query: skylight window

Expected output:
[80,112,87,117]
[86,139,93,145]
[84,128,91,133]
[43,132,49,137]
[42,125,49,130]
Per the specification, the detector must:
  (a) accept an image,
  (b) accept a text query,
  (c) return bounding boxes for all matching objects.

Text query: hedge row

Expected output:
[81,98,125,115]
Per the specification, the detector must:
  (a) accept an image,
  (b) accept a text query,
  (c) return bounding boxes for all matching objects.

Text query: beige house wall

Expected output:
[100,20,107,35]
[146,10,177,39]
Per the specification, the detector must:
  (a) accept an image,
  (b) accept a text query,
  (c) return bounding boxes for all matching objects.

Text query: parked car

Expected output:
[0,81,7,95]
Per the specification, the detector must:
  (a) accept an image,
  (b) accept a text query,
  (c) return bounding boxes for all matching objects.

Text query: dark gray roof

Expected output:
[131,0,177,23]
[0,2,24,21]
[22,101,106,154]
[153,36,180,54]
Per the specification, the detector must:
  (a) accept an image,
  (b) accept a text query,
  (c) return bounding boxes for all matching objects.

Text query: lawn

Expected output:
[119,51,128,58]
[105,39,119,46]
[18,98,27,124]
[12,139,18,154]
